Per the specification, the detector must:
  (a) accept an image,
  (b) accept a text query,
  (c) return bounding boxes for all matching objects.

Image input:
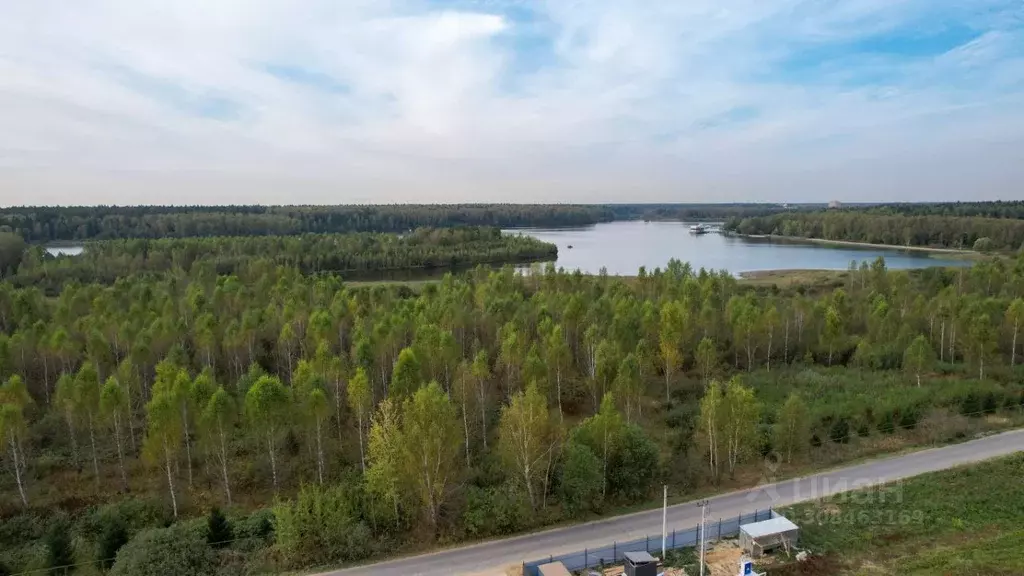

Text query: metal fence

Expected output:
[522,508,774,575]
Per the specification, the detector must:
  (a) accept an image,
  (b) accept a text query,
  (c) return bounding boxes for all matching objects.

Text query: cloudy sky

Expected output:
[1,0,1023,206]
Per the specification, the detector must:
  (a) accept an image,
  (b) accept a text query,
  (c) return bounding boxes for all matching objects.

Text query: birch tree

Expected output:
[497,383,552,510]
[773,393,809,463]
[698,380,724,480]
[366,398,405,529]
[903,335,935,387]
[143,390,183,517]
[390,347,421,400]
[347,367,372,473]
[201,387,237,506]
[471,350,491,450]
[401,381,462,534]
[613,353,642,423]
[245,375,291,493]
[573,393,623,499]
[659,301,686,402]
[544,324,570,423]
[99,376,129,491]
[75,362,102,488]
[722,378,759,477]
[695,337,717,385]
[1006,298,1024,366]
[0,375,31,507]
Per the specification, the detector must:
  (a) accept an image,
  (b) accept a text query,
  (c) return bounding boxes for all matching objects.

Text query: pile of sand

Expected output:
[704,541,744,576]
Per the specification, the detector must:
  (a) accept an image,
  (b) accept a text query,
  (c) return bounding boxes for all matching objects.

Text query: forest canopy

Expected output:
[2,248,1024,573]
[726,211,1024,252]
[0,204,614,243]
[7,227,556,292]
[1,203,822,243]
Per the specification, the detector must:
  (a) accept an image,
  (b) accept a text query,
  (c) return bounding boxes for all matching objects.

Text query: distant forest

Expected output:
[1,204,819,243]
[6,202,1024,251]
[0,205,614,243]
[8,227,557,293]
[843,201,1024,219]
[726,211,1024,252]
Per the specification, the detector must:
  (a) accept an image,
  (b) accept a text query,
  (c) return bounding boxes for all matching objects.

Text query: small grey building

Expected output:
[739,515,799,558]
[623,551,657,576]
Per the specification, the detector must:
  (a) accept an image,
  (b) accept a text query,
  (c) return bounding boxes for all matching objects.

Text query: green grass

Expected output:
[342,278,440,291]
[771,453,1024,575]
[737,269,848,291]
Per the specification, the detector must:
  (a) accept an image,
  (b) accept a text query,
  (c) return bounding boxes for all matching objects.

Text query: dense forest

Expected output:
[3,227,556,293]
[609,203,820,222]
[0,205,615,243]
[1,239,1023,573]
[0,204,824,244]
[845,200,1024,219]
[726,211,1024,252]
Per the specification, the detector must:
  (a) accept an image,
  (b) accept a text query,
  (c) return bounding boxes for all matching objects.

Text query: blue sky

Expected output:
[0,0,1022,205]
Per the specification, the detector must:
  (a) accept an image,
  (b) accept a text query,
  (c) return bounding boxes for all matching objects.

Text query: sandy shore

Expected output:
[736,233,982,257]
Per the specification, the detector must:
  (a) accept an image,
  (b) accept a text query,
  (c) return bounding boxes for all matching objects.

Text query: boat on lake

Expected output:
[689,223,710,235]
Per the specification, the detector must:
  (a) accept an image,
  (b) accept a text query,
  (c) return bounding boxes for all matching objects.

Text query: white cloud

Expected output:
[0,0,1022,205]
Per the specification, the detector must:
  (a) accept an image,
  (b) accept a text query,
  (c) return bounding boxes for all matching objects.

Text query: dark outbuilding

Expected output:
[623,551,657,576]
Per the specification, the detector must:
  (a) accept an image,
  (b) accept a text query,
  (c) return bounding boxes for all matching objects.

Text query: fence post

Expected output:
[646,534,650,552]
[613,541,617,560]
[718,518,722,540]
[585,548,588,569]
[672,529,676,549]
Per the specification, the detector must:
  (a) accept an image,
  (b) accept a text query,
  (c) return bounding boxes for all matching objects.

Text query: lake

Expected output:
[506,221,972,276]
[45,246,84,257]
[40,222,972,278]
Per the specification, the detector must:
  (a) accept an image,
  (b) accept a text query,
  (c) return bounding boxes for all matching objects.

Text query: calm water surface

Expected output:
[507,221,971,276]
[45,246,84,257]
[41,222,971,277]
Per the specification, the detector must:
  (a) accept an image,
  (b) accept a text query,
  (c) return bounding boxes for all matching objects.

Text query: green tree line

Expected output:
[2,254,1024,573]
[847,200,1024,219]
[0,205,614,243]
[726,211,1024,252]
[4,227,556,292]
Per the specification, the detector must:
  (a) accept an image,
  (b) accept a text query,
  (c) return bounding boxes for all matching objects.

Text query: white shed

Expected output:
[738,515,799,558]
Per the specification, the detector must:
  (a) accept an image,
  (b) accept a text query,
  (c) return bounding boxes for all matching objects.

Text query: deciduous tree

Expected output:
[99,376,129,491]
[245,375,291,493]
[347,367,372,473]
[773,393,809,463]
[903,335,935,387]
[498,383,553,510]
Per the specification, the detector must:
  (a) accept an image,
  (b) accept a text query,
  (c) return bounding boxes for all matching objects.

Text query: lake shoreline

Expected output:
[731,232,983,258]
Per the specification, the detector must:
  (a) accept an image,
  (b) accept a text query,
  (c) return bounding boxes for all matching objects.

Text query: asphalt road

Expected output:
[321,428,1024,576]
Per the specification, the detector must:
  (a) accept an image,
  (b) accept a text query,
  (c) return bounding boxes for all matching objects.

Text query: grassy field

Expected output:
[737,269,849,290]
[768,453,1024,575]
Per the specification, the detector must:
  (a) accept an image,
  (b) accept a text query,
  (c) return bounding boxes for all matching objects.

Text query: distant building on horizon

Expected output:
[828,200,842,209]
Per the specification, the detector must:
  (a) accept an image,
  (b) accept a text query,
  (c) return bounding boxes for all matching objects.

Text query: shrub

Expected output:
[558,441,603,517]
[97,521,128,571]
[79,498,168,545]
[462,485,529,537]
[231,509,274,553]
[607,424,659,502]
[273,484,372,568]
[44,520,74,574]
[828,418,850,444]
[916,408,970,444]
[206,508,233,549]
[109,524,216,576]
